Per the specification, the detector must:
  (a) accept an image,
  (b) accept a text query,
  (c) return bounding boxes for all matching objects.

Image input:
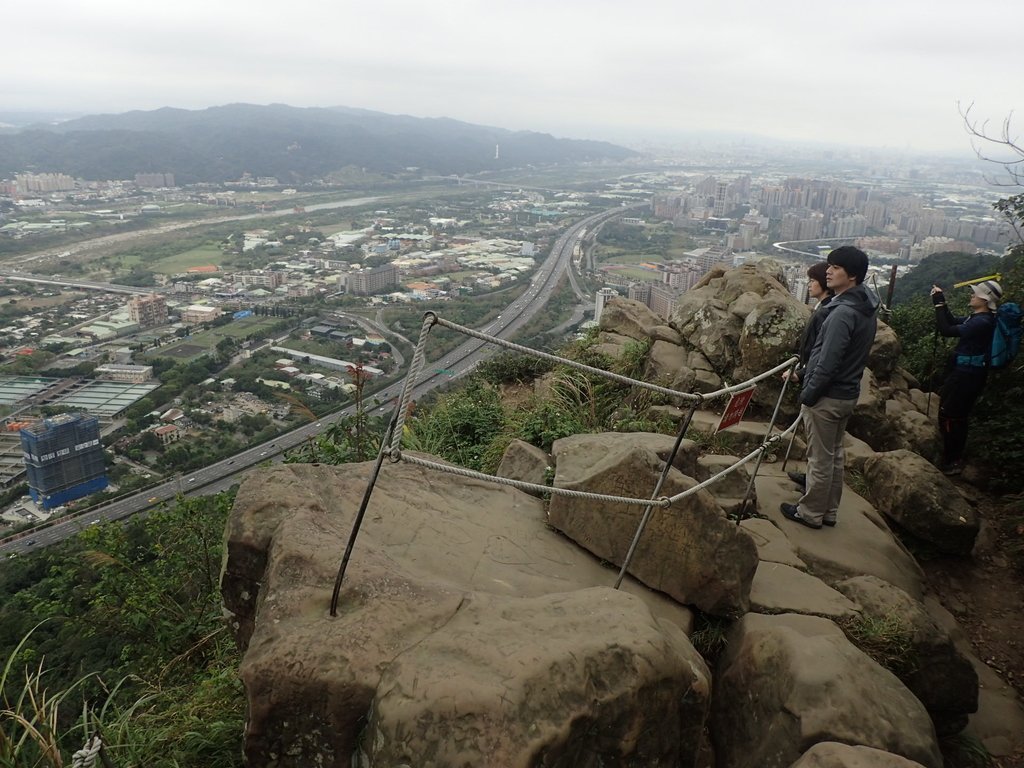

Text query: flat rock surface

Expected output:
[750,561,860,619]
[756,464,925,599]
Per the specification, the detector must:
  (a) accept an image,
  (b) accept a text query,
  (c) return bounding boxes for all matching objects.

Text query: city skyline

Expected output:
[1,0,1021,158]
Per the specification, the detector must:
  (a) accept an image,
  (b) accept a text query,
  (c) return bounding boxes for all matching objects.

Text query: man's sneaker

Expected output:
[787,471,807,489]
[941,461,964,476]
[780,502,822,530]
[823,515,837,527]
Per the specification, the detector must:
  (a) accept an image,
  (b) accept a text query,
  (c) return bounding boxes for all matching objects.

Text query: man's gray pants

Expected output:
[798,396,857,525]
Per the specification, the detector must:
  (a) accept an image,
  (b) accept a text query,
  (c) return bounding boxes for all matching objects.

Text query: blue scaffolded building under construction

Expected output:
[20,413,108,510]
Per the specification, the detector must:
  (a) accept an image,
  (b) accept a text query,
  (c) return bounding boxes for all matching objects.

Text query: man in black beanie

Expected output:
[781,246,878,529]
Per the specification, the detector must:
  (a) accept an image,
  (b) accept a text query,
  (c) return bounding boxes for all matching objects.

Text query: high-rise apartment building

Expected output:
[594,288,619,323]
[347,263,400,296]
[628,283,678,320]
[15,173,75,194]
[128,294,168,328]
[20,414,108,510]
[713,181,729,217]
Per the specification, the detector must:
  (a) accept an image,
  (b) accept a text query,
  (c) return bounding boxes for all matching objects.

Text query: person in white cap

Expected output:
[929,279,1000,475]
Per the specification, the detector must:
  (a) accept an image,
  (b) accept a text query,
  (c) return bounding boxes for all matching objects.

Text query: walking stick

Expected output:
[925,327,939,417]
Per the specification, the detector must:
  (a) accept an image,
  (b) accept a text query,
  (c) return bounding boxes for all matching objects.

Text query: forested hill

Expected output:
[0,103,636,184]
[890,250,1005,305]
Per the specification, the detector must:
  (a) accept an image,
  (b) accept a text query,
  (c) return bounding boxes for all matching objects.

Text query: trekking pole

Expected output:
[952,273,1001,288]
[925,327,939,417]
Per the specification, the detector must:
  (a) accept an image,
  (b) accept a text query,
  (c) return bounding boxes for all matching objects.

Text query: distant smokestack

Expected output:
[494,144,500,160]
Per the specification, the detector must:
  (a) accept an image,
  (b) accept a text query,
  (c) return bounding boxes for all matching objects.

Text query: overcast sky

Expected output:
[3,0,1020,155]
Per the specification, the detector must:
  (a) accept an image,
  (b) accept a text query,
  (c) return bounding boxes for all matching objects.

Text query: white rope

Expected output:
[666,415,800,504]
[381,310,802,512]
[392,413,800,510]
[430,314,799,403]
[389,313,437,454]
[397,451,672,507]
[71,736,104,768]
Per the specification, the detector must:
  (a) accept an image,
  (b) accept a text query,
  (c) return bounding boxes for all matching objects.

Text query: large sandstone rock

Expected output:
[672,262,801,393]
[689,260,791,304]
[646,338,697,391]
[710,613,942,768]
[549,433,758,616]
[592,330,640,360]
[736,293,807,405]
[836,576,978,736]
[674,294,740,371]
[496,438,551,494]
[362,588,711,768]
[862,450,979,556]
[868,321,902,379]
[598,297,664,341]
[789,742,928,767]
[222,462,694,767]
[888,410,940,463]
[847,368,890,450]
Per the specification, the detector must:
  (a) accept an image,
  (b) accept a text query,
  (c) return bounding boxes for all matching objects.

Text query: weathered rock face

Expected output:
[789,742,928,767]
[592,330,639,360]
[495,438,551,494]
[710,613,942,768]
[548,433,758,616]
[673,293,740,371]
[646,338,697,391]
[598,297,665,342]
[836,576,979,736]
[736,293,809,405]
[670,263,806,401]
[222,462,694,767]
[362,588,711,768]
[862,450,980,556]
[868,321,902,379]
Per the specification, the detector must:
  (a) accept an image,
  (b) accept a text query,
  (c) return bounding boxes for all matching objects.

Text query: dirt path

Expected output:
[920,484,1024,767]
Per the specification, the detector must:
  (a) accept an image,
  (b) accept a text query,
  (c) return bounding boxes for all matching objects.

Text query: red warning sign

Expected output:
[717,387,756,433]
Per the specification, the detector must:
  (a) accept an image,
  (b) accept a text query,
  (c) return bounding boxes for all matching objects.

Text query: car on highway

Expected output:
[26,540,35,546]
[148,497,158,503]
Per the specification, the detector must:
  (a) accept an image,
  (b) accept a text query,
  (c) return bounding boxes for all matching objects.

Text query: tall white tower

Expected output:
[595,288,618,323]
[494,144,500,160]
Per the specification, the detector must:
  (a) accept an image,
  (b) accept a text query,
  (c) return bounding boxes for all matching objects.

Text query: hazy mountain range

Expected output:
[0,103,636,184]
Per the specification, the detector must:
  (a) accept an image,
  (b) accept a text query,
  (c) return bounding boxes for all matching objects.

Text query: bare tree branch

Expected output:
[959,101,1024,187]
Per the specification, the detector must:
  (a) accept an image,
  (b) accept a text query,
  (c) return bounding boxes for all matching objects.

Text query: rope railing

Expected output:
[330,309,801,614]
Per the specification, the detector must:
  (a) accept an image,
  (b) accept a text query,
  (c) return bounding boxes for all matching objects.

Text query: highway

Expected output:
[0,205,640,557]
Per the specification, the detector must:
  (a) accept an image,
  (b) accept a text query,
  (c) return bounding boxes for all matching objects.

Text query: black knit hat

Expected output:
[826,246,869,284]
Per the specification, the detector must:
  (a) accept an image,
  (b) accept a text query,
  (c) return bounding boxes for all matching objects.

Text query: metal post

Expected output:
[735,359,798,524]
[613,399,700,590]
[329,407,400,617]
